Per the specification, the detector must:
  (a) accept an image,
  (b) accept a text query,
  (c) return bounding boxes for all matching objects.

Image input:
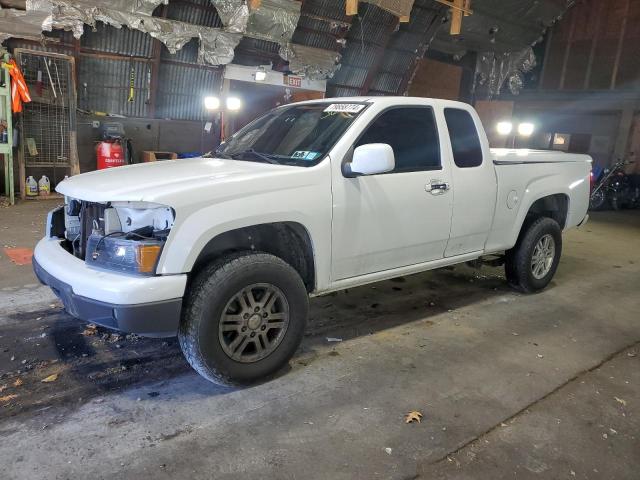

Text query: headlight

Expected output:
[83,202,174,275]
[85,232,163,275]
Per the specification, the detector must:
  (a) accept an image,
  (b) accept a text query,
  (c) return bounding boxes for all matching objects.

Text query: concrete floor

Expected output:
[0,201,639,480]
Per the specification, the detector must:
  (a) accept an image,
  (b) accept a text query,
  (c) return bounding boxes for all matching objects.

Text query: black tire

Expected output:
[179,252,308,386]
[504,217,562,293]
[589,190,606,211]
[610,194,621,211]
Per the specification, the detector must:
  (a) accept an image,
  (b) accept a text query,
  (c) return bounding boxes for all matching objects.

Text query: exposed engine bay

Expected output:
[55,198,175,275]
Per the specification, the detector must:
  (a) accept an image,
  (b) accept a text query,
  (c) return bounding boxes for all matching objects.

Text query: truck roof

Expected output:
[295,96,473,110]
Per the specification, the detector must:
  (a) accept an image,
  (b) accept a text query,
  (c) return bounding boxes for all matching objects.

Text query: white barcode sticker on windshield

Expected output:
[292,151,320,160]
[323,103,366,113]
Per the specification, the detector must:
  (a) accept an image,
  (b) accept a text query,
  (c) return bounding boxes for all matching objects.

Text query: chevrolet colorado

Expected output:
[33,97,591,385]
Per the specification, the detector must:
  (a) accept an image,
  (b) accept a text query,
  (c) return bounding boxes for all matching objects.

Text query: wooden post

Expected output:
[538,28,553,90]
[148,4,167,119]
[18,143,25,200]
[558,7,577,90]
[611,0,630,90]
[584,0,603,90]
[346,0,358,16]
[450,0,464,35]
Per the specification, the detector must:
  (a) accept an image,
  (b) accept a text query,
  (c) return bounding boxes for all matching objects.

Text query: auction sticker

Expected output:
[323,103,366,113]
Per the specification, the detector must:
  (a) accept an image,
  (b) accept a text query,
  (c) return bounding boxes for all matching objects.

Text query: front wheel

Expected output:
[179,252,308,386]
[610,194,621,210]
[589,189,606,210]
[505,217,563,293]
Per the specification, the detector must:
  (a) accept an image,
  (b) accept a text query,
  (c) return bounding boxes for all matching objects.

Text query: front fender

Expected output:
[156,183,332,291]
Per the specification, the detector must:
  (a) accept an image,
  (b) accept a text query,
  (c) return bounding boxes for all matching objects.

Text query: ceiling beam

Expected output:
[611,0,630,89]
[346,0,359,16]
[434,0,472,35]
[0,0,26,9]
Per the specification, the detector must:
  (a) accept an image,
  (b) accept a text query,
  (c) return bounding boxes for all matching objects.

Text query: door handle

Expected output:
[425,180,450,195]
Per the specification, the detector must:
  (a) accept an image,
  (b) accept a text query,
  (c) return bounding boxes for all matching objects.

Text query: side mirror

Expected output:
[343,143,395,177]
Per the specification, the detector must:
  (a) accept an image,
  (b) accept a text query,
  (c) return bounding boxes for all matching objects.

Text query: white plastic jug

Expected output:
[38,175,51,196]
[26,176,38,197]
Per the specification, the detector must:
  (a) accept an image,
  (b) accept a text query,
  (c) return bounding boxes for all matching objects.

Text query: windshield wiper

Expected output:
[229,149,280,165]
[200,148,233,159]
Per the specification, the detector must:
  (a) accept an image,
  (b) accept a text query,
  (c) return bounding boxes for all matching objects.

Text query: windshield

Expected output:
[215,102,368,167]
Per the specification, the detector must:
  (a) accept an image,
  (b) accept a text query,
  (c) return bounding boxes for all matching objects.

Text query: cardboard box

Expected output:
[142,151,178,162]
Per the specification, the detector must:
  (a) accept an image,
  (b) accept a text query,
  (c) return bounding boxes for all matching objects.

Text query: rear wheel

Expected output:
[179,252,308,386]
[505,217,562,293]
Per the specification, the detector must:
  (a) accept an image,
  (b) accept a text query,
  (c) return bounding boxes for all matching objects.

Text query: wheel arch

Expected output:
[526,193,570,228]
[514,193,570,246]
[190,222,316,292]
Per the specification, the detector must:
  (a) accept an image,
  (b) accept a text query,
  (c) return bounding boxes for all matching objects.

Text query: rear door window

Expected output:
[356,107,441,173]
[444,108,483,168]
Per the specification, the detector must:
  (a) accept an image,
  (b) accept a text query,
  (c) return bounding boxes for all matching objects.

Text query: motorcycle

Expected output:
[589,160,639,210]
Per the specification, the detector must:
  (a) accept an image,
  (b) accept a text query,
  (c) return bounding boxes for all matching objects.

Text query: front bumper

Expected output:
[33,237,187,337]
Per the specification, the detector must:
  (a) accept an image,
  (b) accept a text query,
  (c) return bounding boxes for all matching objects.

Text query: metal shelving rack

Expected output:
[1,53,14,205]
[15,49,79,201]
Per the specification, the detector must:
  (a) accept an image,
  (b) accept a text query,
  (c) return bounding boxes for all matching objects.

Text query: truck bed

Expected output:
[484,148,592,254]
[491,148,592,164]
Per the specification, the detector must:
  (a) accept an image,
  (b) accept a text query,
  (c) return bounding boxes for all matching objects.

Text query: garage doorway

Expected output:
[228,79,324,134]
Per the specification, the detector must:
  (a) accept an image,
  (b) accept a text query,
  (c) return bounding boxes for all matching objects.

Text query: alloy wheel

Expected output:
[218,283,290,363]
[531,234,556,280]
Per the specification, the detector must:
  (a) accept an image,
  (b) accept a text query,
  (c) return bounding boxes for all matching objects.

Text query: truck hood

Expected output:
[56,157,300,204]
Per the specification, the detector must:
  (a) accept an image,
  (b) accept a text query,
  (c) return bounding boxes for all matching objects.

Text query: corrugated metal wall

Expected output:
[325,0,444,97]
[156,63,223,120]
[369,0,444,95]
[9,0,446,119]
[9,18,225,122]
[326,2,396,96]
[78,56,151,117]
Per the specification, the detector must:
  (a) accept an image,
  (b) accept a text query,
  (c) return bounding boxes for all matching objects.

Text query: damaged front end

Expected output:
[58,198,174,276]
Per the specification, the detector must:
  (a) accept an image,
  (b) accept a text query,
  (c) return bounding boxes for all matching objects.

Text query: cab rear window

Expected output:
[444,108,483,168]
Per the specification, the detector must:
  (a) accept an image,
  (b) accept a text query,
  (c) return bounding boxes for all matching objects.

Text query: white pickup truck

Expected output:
[34,97,591,385]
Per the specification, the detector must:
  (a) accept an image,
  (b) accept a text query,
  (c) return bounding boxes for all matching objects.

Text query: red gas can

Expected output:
[96,141,126,170]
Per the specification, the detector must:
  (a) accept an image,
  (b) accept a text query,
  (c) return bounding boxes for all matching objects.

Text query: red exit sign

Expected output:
[285,75,302,88]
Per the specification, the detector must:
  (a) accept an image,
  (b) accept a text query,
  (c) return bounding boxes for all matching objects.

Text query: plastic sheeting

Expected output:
[210,0,249,34]
[246,0,300,44]
[19,0,241,64]
[474,47,537,98]
[436,0,570,54]
[279,43,341,80]
[210,0,300,44]
[0,8,49,43]
[198,30,242,64]
[4,0,342,77]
